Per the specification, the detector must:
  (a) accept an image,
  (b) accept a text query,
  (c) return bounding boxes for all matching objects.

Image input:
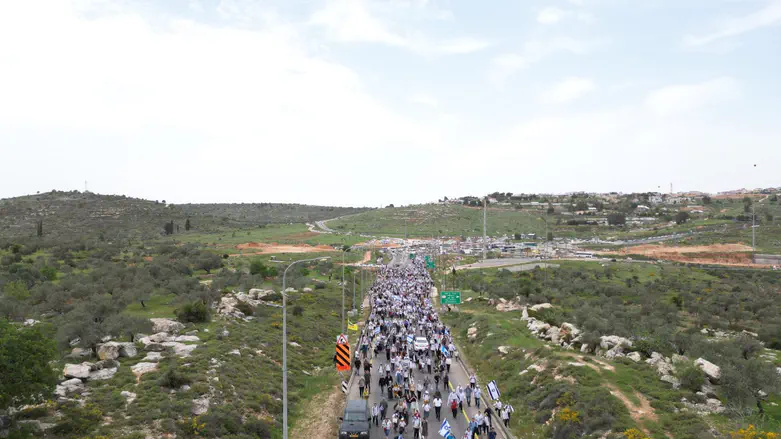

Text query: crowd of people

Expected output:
[349,256,512,439]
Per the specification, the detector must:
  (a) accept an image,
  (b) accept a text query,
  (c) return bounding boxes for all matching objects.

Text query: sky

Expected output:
[1,0,780,207]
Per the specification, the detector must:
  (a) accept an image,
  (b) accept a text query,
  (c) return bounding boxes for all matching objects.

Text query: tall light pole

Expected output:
[341,248,346,334]
[282,256,330,439]
[483,197,487,261]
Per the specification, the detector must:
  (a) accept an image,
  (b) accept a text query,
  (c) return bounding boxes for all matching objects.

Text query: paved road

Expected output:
[345,258,504,439]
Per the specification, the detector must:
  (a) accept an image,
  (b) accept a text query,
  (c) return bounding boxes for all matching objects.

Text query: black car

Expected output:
[338,399,371,438]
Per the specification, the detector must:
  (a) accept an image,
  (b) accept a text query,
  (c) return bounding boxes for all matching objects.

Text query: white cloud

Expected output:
[646,77,742,116]
[489,38,605,86]
[542,77,596,104]
[409,93,439,108]
[0,0,444,206]
[684,0,781,47]
[308,0,490,54]
[537,7,565,24]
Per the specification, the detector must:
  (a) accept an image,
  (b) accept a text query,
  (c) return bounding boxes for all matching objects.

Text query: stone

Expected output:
[671,354,689,364]
[192,397,210,415]
[229,349,241,356]
[303,287,313,293]
[496,301,522,312]
[67,347,91,359]
[627,352,642,363]
[69,337,81,347]
[661,375,681,388]
[150,318,185,334]
[289,342,301,348]
[92,359,120,370]
[55,378,85,397]
[131,362,159,378]
[186,330,199,336]
[97,342,121,360]
[162,342,198,358]
[118,342,138,358]
[519,370,529,376]
[63,363,92,379]
[580,344,591,353]
[467,327,478,339]
[498,346,511,354]
[530,303,553,312]
[284,287,297,293]
[101,335,114,342]
[221,329,230,338]
[604,348,626,360]
[121,391,137,404]
[143,352,164,362]
[521,307,529,320]
[180,385,191,391]
[560,323,581,340]
[174,335,201,343]
[88,367,118,381]
[701,328,709,335]
[599,335,632,351]
[547,326,561,345]
[23,319,40,327]
[701,384,718,399]
[145,343,165,352]
[776,367,781,376]
[141,332,174,344]
[695,358,721,383]
[527,319,551,335]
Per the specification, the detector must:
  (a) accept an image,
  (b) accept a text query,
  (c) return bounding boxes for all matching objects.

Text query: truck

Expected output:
[338,399,371,438]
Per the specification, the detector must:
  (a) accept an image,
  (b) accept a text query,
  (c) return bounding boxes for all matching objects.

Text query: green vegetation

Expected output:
[441,261,781,437]
[0,320,58,410]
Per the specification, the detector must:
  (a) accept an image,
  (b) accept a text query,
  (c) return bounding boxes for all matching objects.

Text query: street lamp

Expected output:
[281,256,330,439]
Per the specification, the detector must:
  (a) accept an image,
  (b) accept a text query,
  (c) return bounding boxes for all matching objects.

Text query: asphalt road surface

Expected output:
[345,260,503,439]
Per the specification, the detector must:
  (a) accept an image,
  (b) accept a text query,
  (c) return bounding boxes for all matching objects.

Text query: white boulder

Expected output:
[695,358,721,383]
[530,303,553,312]
[118,342,138,358]
[143,352,164,362]
[55,378,85,397]
[97,342,121,361]
[174,335,201,343]
[63,363,92,379]
[496,301,522,312]
[660,375,681,388]
[627,352,642,363]
[89,367,117,381]
[121,391,137,405]
[521,307,529,320]
[162,342,198,358]
[192,397,210,415]
[498,346,511,354]
[150,318,185,334]
[599,335,632,351]
[467,327,478,339]
[131,362,159,378]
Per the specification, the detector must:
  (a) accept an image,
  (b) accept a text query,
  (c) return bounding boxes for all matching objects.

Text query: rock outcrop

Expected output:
[63,363,92,379]
[150,318,185,334]
[695,358,721,383]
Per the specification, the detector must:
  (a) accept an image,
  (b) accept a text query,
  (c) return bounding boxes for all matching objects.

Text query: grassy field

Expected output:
[173,223,367,248]
[328,204,549,238]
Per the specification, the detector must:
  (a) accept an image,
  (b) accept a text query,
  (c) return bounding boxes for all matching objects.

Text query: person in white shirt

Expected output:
[433,396,442,420]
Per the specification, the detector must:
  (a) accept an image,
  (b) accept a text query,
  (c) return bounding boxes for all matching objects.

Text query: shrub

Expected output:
[730,425,779,439]
[556,408,580,423]
[244,419,272,437]
[678,362,705,392]
[292,305,304,317]
[176,300,210,323]
[624,428,649,439]
[178,417,206,438]
[158,365,192,389]
[235,301,254,316]
[51,403,103,435]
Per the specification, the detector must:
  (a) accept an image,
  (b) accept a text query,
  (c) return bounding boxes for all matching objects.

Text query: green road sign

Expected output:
[425,255,431,262]
[426,262,435,269]
[440,291,461,305]
[409,253,415,259]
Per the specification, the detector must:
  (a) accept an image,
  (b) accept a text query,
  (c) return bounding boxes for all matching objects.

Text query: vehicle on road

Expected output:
[338,399,371,438]
[414,336,429,351]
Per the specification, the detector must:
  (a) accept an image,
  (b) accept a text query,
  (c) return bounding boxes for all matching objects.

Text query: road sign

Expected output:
[336,334,348,344]
[341,381,348,394]
[427,261,435,269]
[440,291,461,305]
[335,342,351,372]
[425,255,431,262]
[486,380,501,400]
[409,253,415,259]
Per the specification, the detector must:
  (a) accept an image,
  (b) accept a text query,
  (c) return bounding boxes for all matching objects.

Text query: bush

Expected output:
[292,305,304,317]
[176,300,210,323]
[158,364,192,389]
[678,362,705,392]
[51,403,103,435]
[243,419,272,437]
[235,301,255,316]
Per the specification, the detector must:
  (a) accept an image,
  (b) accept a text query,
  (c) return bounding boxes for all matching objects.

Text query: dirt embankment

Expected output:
[232,242,336,256]
[613,243,759,266]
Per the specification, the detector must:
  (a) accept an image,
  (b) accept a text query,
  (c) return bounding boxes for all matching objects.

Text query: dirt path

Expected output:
[289,383,345,438]
[605,383,659,437]
[231,242,336,255]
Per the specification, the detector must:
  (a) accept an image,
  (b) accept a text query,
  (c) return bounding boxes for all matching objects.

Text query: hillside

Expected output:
[0,191,369,241]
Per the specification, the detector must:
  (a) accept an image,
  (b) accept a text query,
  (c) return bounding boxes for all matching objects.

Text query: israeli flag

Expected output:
[438,419,451,437]
[440,345,450,357]
[407,334,414,344]
[486,380,501,400]
[374,326,381,335]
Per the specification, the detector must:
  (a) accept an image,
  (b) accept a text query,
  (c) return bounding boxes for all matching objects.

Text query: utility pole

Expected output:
[341,249,345,334]
[352,272,356,311]
[752,197,756,252]
[483,196,487,261]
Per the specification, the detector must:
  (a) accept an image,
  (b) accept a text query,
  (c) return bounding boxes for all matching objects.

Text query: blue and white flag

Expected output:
[486,380,501,400]
[407,334,414,344]
[440,345,450,357]
[438,419,452,437]
[374,326,381,335]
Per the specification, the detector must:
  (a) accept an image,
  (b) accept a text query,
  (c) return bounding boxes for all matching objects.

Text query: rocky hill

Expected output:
[0,191,369,241]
